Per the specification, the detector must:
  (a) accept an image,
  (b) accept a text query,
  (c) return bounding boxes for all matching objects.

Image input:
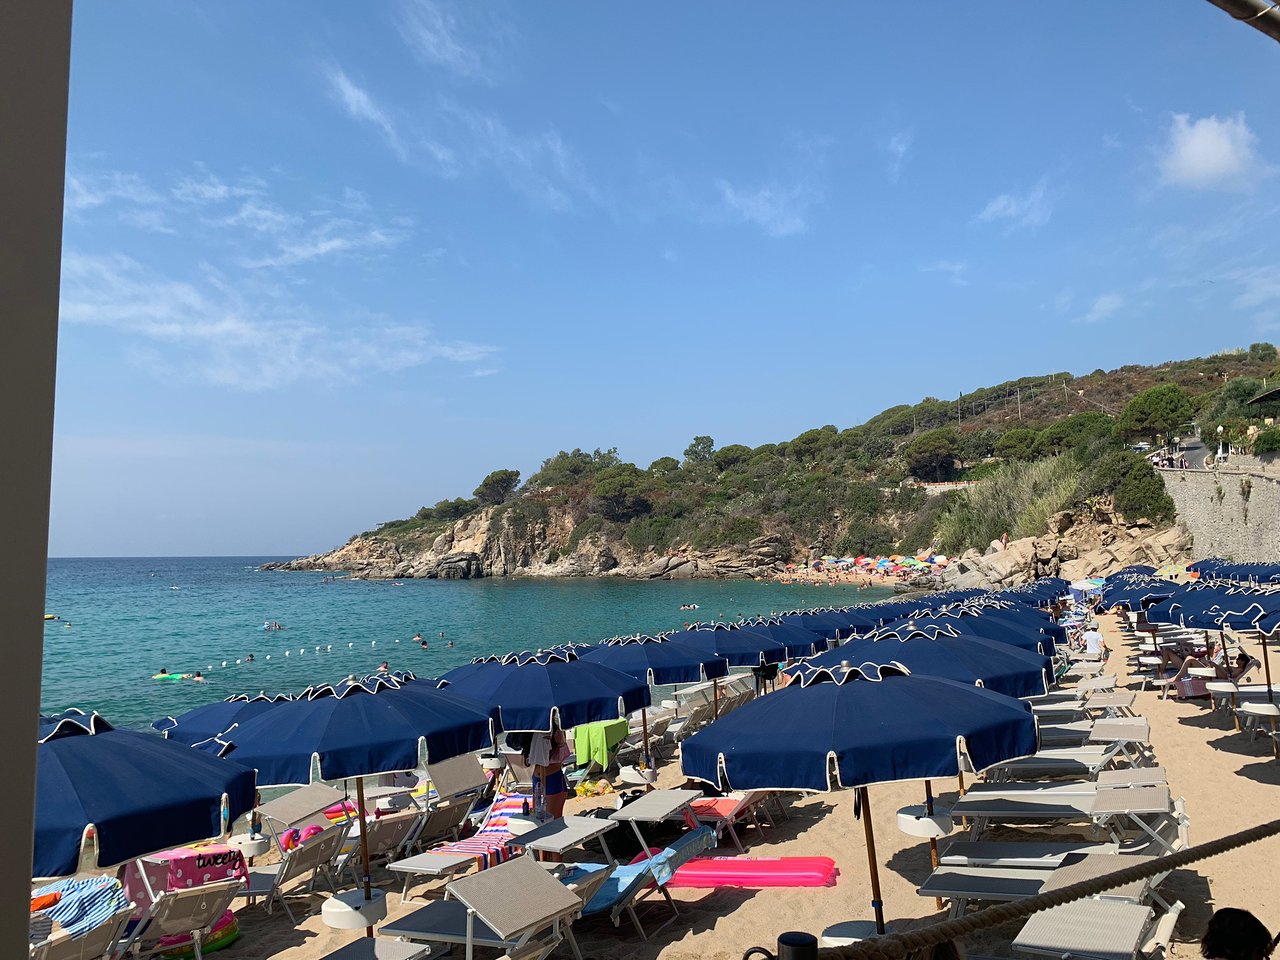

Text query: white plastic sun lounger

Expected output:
[379,855,587,960]
[30,904,134,960]
[952,785,1173,843]
[113,878,243,959]
[941,803,1187,868]
[920,852,1161,917]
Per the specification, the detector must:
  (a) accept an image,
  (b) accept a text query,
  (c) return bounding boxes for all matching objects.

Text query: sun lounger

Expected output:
[378,855,587,960]
[113,878,243,959]
[552,825,715,940]
[688,792,770,853]
[30,904,134,960]
[952,785,1173,843]
[387,791,530,899]
[317,939,429,960]
[333,812,419,885]
[941,803,1185,868]
[236,821,348,924]
[1013,897,1155,960]
[920,852,1159,917]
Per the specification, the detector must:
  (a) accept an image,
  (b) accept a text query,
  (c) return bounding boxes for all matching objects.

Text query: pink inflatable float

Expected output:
[630,850,839,888]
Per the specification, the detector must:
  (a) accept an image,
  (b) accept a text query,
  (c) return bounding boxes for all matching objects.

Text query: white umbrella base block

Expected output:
[322,888,388,930]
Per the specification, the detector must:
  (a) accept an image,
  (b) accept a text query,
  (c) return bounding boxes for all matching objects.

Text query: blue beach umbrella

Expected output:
[440,650,650,733]
[578,635,730,686]
[738,617,828,656]
[36,710,256,879]
[802,632,1052,698]
[874,613,1055,657]
[217,673,497,926]
[681,663,1037,933]
[153,692,295,745]
[579,636,729,765]
[663,623,791,667]
[221,675,497,786]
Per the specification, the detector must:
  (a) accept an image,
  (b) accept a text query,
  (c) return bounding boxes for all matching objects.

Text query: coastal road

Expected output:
[1178,437,1210,468]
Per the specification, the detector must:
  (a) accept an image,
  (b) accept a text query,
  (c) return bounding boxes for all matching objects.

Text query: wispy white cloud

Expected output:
[438,101,598,211]
[66,171,162,212]
[325,65,406,160]
[885,131,913,183]
[396,0,495,84]
[920,259,968,286]
[468,367,499,378]
[1158,113,1264,189]
[216,201,297,234]
[68,163,410,271]
[714,180,818,238]
[242,221,402,269]
[1074,292,1125,324]
[171,171,263,205]
[60,252,494,390]
[1227,265,1280,310]
[975,177,1052,231]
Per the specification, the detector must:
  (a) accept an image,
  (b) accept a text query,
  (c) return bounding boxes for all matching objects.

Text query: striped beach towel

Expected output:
[423,791,529,870]
[31,876,129,941]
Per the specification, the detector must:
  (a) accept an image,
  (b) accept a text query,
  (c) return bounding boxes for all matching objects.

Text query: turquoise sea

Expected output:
[42,557,893,729]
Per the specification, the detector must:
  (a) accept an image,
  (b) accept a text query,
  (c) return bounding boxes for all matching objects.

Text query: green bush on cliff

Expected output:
[934,456,1079,554]
[358,351,1280,563]
[1254,429,1280,454]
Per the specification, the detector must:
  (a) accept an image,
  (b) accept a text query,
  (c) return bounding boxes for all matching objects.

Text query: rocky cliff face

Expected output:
[931,499,1191,591]
[262,503,792,581]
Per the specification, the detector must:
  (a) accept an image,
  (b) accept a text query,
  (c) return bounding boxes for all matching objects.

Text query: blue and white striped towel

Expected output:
[31,876,129,941]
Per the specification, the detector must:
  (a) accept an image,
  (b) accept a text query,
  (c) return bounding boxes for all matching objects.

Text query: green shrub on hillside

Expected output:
[934,456,1079,553]
[1254,429,1280,455]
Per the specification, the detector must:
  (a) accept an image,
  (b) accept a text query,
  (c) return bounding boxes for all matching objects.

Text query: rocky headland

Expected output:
[263,496,1189,587]
[262,502,792,581]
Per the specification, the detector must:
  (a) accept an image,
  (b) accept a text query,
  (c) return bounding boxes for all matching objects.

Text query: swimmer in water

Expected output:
[246,654,255,663]
[153,668,169,678]
[377,661,389,674]
[447,640,454,648]
[413,632,422,643]
[191,671,205,682]
[420,639,428,651]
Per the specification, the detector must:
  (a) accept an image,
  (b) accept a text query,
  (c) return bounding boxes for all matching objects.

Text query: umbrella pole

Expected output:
[713,677,719,719]
[356,777,373,938]
[924,780,942,912]
[641,707,653,784]
[1262,633,1275,705]
[858,786,886,935]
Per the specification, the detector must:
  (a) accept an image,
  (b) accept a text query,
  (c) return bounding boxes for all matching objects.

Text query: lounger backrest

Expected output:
[135,878,243,942]
[416,794,475,845]
[30,904,133,960]
[660,825,717,876]
[426,754,489,800]
[500,749,535,791]
[647,715,671,740]
[365,811,419,857]
[278,823,347,888]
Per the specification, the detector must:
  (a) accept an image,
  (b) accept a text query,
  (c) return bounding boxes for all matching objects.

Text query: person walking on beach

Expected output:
[1081,622,1108,660]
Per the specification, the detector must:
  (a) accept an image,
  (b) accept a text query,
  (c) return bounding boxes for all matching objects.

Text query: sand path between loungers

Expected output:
[218,611,1280,960]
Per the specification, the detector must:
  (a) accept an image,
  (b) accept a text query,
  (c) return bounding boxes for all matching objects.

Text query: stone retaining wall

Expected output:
[1159,467,1280,562]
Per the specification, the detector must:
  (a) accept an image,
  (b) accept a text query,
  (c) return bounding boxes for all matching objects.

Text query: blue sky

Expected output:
[52,1,1280,556]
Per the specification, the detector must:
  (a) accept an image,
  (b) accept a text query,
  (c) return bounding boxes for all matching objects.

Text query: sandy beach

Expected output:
[209,607,1280,960]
